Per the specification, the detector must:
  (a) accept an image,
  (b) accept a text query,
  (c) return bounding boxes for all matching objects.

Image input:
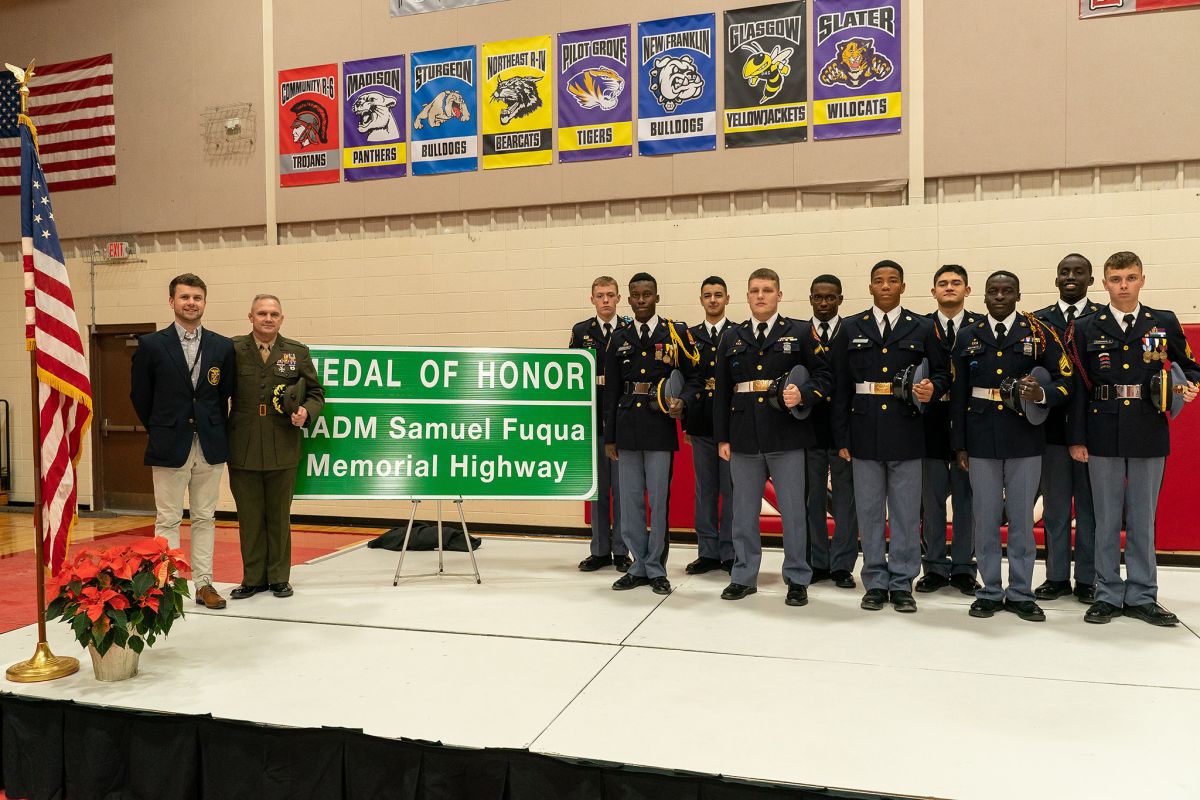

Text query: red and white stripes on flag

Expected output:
[1,54,115,196]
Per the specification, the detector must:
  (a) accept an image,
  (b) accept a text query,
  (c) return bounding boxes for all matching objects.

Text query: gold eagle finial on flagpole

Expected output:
[5,59,37,113]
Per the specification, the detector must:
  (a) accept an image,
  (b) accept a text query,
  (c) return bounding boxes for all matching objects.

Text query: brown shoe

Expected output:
[195,584,227,610]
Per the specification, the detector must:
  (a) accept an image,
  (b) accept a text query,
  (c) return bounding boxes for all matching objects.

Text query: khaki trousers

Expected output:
[152,436,222,588]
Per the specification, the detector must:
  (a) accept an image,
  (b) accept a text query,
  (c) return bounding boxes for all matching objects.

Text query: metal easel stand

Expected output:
[392,498,482,585]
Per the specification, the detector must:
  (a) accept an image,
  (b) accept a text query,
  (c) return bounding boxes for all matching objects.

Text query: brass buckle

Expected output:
[258,403,268,417]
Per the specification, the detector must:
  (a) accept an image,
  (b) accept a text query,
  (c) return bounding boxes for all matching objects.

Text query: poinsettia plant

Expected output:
[45,536,191,655]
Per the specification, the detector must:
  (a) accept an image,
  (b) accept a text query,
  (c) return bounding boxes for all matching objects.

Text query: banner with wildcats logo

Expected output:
[723,2,807,148]
[637,14,717,156]
[410,45,478,176]
[481,35,554,170]
[811,0,901,140]
[342,55,407,181]
[278,63,340,186]
[557,25,633,163]
[1080,0,1200,18]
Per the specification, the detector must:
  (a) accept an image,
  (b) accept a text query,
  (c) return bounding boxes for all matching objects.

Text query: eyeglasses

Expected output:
[809,294,840,303]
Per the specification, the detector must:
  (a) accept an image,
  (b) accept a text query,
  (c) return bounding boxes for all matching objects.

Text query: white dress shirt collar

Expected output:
[750,313,779,335]
[811,314,840,333]
[987,311,1018,338]
[1058,297,1089,318]
[936,309,965,331]
[872,306,901,333]
[1109,304,1142,330]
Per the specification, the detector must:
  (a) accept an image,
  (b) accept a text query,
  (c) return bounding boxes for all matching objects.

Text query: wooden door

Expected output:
[91,323,156,511]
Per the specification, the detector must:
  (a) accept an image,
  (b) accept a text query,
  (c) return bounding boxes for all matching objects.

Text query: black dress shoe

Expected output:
[230,584,268,600]
[720,559,734,573]
[1123,603,1179,627]
[1034,579,1073,601]
[860,588,888,611]
[831,569,856,589]
[969,598,1003,618]
[1073,583,1095,604]
[890,590,917,613]
[1084,601,1123,624]
[650,577,672,596]
[270,582,294,598]
[721,583,757,600]
[612,574,649,591]
[810,568,832,583]
[949,574,981,595]
[914,573,950,593]
[685,557,724,575]
[1004,599,1046,622]
[578,554,613,572]
[613,555,632,573]
[785,583,808,607]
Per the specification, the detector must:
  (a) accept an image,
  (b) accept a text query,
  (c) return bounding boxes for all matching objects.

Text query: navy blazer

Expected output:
[922,310,984,461]
[130,325,236,468]
[807,317,845,450]
[569,315,629,428]
[1034,299,1102,446]
[603,318,701,452]
[684,318,737,438]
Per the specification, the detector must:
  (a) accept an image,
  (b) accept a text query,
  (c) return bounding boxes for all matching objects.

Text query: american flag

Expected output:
[20,113,94,576]
[1,54,115,196]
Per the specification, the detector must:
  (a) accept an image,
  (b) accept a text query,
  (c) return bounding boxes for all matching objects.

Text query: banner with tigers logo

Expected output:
[723,1,807,148]
[481,35,554,170]
[343,54,407,181]
[278,63,341,186]
[811,0,901,140]
[410,45,478,176]
[557,25,633,163]
[637,13,717,156]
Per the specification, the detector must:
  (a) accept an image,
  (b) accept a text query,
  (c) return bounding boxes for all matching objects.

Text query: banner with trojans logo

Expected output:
[278,63,340,186]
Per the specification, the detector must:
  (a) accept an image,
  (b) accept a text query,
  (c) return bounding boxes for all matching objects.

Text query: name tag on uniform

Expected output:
[965,340,984,356]
[617,342,632,354]
[851,337,870,345]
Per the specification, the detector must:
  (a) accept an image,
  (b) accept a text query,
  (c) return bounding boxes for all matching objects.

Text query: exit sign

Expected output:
[105,241,129,260]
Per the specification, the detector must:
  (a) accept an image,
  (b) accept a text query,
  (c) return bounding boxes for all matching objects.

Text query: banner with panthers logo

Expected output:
[811,0,901,140]
[278,63,341,187]
[557,25,633,163]
[637,13,717,156]
[481,35,554,170]
[723,2,807,148]
[1080,0,1200,18]
[342,55,407,181]
[410,45,478,176]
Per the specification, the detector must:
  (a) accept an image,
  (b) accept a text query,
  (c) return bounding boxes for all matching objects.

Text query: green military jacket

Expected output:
[228,334,325,471]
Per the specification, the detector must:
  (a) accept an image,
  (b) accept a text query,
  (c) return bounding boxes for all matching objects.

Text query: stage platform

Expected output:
[2,537,1199,800]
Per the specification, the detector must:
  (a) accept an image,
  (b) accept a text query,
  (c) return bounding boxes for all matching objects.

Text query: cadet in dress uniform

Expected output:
[917,265,983,596]
[685,276,737,575]
[603,272,701,595]
[715,268,832,605]
[805,274,858,589]
[1033,253,1102,604]
[951,271,1073,622]
[832,260,950,614]
[1068,252,1200,626]
[571,276,632,574]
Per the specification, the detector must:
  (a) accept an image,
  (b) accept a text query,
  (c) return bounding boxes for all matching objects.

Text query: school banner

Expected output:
[278,63,340,186]
[723,2,807,148]
[481,35,554,169]
[342,55,407,181]
[410,45,478,176]
[811,0,901,140]
[637,14,717,156]
[557,25,633,163]
[1080,0,1200,17]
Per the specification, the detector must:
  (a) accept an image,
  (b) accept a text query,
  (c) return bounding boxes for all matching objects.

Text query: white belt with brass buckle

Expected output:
[972,388,1003,401]
[734,380,773,393]
[938,393,951,402]
[1096,384,1142,399]
[854,382,892,396]
[596,376,605,386]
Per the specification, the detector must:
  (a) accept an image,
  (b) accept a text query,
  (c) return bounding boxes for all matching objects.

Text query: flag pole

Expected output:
[6,60,79,683]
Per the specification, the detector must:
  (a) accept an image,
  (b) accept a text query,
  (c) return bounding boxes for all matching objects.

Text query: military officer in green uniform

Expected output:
[228,294,324,599]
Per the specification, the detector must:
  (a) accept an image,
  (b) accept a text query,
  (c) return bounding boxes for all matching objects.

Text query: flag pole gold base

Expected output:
[6,641,79,683]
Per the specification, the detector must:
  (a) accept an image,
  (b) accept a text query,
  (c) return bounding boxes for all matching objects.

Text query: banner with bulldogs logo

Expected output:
[278,63,340,186]
[811,0,901,140]
[557,25,633,163]
[481,35,554,170]
[637,13,717,156]
[410,45,478,176]
[342,55,407,181]
[724,2,807,148]
[1080,0,1200,18]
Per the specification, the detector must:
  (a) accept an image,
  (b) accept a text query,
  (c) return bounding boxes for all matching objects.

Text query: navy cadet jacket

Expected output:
[832,308,950,462]
[683,319,736,438]
[130,325,236,468]
[950,314,1073,460]
[808,318,845,451]
[1067,305,1200,458]
[1034,300,1102,447]
[570,315,629,427]
[713,317,833,455]
[603,318,702,452]
[923,310,983,462]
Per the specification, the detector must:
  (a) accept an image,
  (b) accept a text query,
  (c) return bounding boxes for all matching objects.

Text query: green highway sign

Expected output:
[294,346,597,500]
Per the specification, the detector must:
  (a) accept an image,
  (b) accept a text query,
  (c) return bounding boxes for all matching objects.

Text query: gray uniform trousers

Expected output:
[729,450,810,588]
[590,433,627,557]
[806,447,858,573]
[921,458,976,577]
[1088,455,1165,607]
[853,459,922,592]
[617,449,672,580]
[1040,444,1095,584]
[691,435,734,562]
[969,456,1041,602]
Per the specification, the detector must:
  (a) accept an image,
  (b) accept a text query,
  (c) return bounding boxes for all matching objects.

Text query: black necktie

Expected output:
[710,325,718,340]
[756,322,767,346]
[640,323,650,346]
[995,322,1007,343]
[603,322,612,339]
[881,314,892,341]
[1123,313,1135,335]
[819,322,830,346]
[945,319,955,349]
[1066,306,1077,323]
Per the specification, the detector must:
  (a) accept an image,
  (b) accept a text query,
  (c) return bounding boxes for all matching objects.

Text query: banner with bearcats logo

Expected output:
[811,0,901,140]
[1080,0,1200,18]
[723,1,807,148]
[481,35,554,170]
[557,25,633,163]
[637,13,717,156]
[410,45,478,176]
[342,55,407,181]
[278,63,340,186]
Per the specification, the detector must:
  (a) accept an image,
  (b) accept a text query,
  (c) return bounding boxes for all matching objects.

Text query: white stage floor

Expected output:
[3,537,1199,799]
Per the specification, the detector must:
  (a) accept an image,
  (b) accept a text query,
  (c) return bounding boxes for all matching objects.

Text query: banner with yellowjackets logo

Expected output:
[481,35,553,169]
